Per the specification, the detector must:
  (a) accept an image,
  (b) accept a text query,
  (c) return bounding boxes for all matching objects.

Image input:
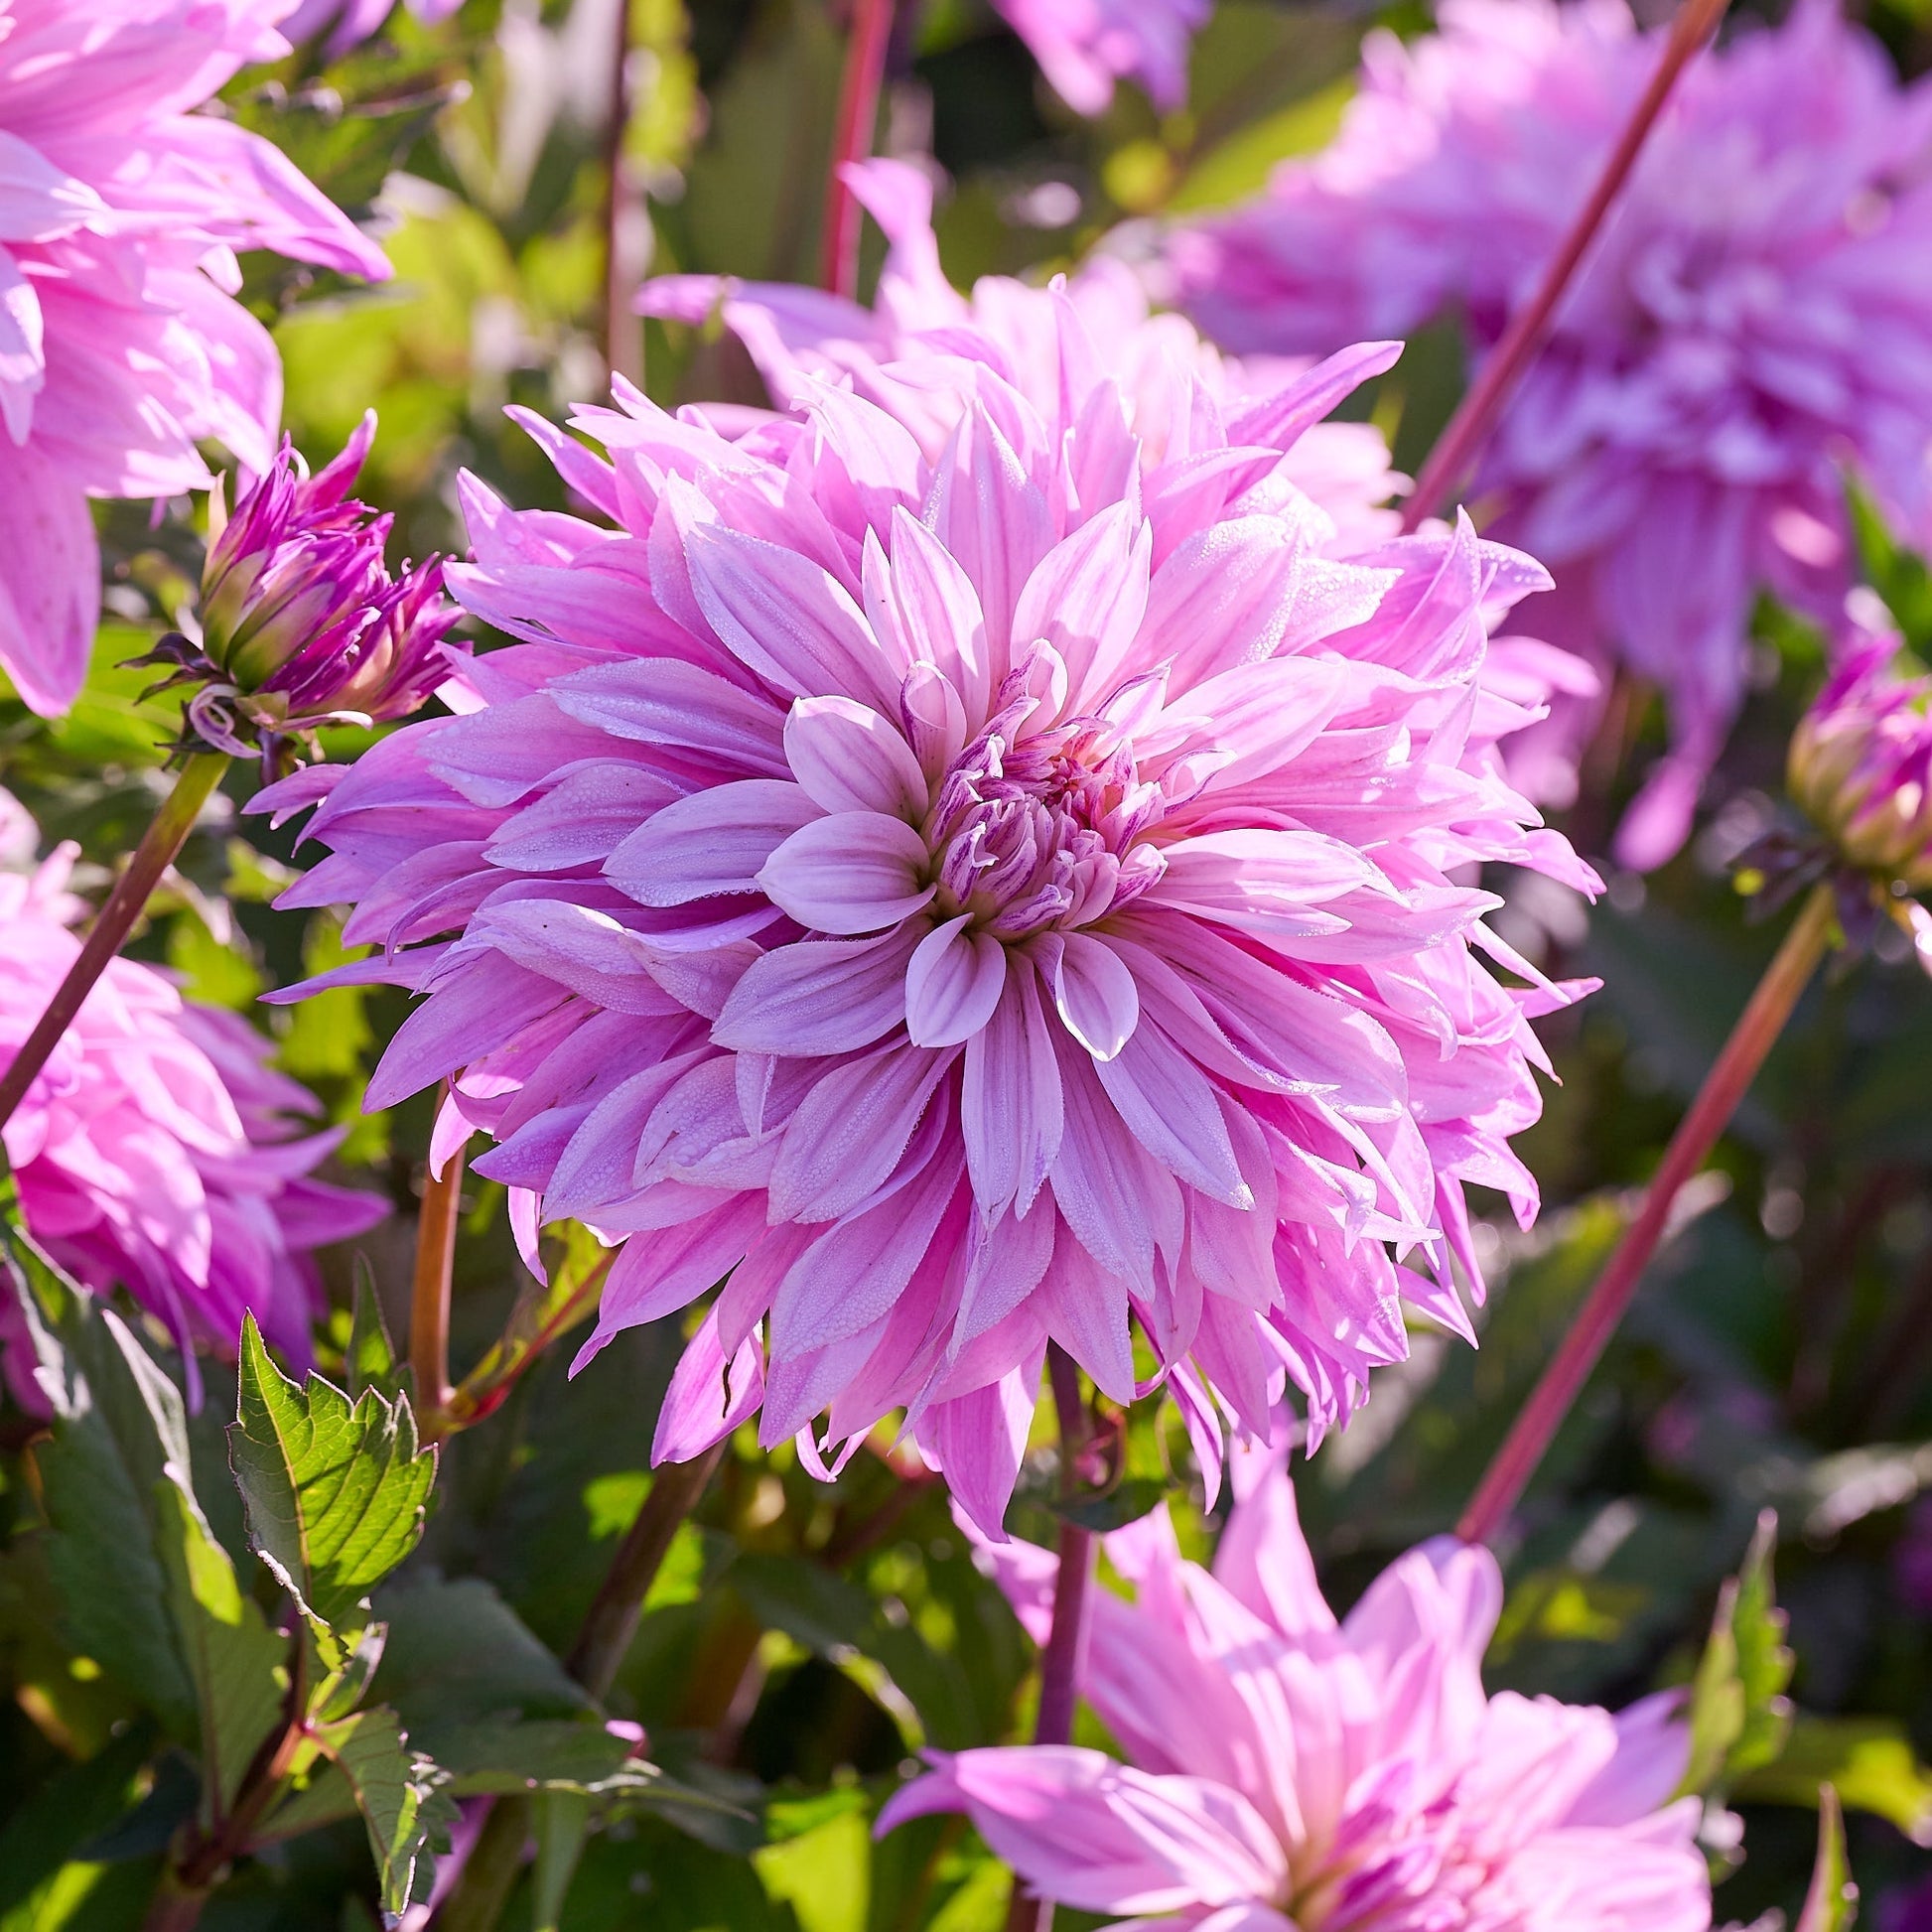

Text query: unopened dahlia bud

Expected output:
[170,413,459,759]
[1789,637,1932,894]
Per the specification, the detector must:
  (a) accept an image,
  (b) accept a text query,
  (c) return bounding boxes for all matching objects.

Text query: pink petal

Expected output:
[767,1042,956,1223]
[607,780,818,906]
[905,915,1008,1047]
[758,811,935,935]
[712,928,918,1054]
[651,1308,764,1461]
[783,693,929,819]
[921,1349,1044,1541]
[1092,1020,1248,1203]
[1012,499,1153,711]
[1047,930,1140,1061]
[962,959,1064,1215]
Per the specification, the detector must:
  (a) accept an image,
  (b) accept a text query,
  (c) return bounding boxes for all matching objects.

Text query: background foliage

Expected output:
[4,2,1932,1927]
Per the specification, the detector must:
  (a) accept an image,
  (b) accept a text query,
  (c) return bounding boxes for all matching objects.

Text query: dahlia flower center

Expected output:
[923,675,1167,939]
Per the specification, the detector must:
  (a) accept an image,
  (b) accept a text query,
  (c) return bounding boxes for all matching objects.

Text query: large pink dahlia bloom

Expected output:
[883,1449,1712,1932]
[990,0,1208,116]
[0,800,386,1386]
[258,282,1594,1534]
[0,0,391,719]
[641,160,1403,551]
[1169,0,1932,869]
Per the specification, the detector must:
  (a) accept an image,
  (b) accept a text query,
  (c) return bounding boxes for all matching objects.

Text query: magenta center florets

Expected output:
[924,675,1168,939]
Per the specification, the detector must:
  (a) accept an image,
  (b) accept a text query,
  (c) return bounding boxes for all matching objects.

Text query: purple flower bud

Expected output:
[1790,634,1932,894]
[192,413,459,752]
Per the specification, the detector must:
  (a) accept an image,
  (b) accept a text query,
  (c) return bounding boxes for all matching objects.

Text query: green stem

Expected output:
[0,753,227,1134]
[1457,881,1838,1547]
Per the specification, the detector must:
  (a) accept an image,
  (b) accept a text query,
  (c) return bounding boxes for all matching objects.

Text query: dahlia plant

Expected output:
[260,291,1595,1532]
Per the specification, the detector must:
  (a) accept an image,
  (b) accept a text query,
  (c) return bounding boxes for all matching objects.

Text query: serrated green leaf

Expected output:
[1738,1716,1932,1845]
[312,1707,456,1923]
[1796,1786,1859,1932]
[228,1313,436,1661]
[345,1262,405,1405]
[1678,1512,1793,1799]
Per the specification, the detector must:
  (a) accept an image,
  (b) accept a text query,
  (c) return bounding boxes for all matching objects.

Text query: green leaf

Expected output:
[529,1789,593,1932]
[151,1480,289,1825]
[311,1707,456,1923]
[1738,1716,1932,1845]
[1795,1786,1859,1932]
[753,1802,870,1932]
[0,1725,155,1915]
[369,1575,595,1742]
[11,1238,286,1820]
[345,1262,406,1404]
[1677,1512,1793,1798]
[228,1312,436,1660]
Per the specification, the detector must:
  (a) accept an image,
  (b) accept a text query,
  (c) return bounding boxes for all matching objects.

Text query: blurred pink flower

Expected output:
[641,160,1404,549]
[1169,0,1932,869]
[0,803,386,1393]
[278,0,462,61]
[992,0,1207,115]
[257,271,1595,1535]
[0,0,391,720]
[882,1449,1711,1932]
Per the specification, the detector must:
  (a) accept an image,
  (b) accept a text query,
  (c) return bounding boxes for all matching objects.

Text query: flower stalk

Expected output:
[412,1107,469,1440]
[820,0,897,297]
[1457,880,1839,1547]
[0,752,227,1137]
[1005,1346,1096,1932]
[1401,0,1729,531]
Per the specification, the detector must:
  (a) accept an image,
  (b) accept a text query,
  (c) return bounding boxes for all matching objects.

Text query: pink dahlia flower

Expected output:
[882,1448,1712,1932]
[257,269,1595,1535]
[277,0,462,61]
[1169,0,1932,869]
[0,0,391,720]
[641,160,1404,551]
[0,800,386,1392]
[991,0,1207,116]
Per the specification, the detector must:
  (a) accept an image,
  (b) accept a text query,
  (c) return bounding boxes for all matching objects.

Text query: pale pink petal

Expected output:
[1046,930,1140,1061]
[758,811,935,935]
[905,915,1009,1048]
[712,928,918,1055]
[783,693,930,819]
[608,780,819,906]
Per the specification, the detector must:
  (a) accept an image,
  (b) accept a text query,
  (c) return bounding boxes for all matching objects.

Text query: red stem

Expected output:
[1401,0,1728,532]
[819,0,896,298]
[1004,1347,1094,1932]
[1457,882,1837,1546]
[0,753,227,1135]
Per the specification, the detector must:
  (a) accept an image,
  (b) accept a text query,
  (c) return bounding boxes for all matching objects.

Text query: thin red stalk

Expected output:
[602,0,643,387]
[1457,882,1837,1547]
[0,753,227,1135]
[1004,1347,1094,1932]
[1401,0,1728,532]
[411,1105,469,1439]
[819,0,896,297]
